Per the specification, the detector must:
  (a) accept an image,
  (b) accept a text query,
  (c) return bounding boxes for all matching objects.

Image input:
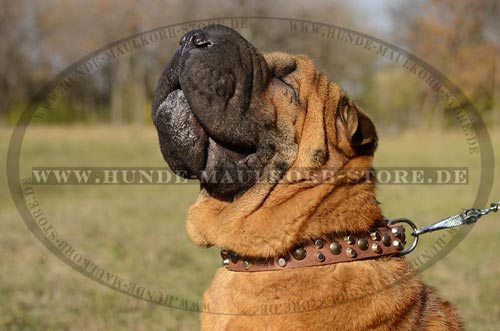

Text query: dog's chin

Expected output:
[157,88,260,199]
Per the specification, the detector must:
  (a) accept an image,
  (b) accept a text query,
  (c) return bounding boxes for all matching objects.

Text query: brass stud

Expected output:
[230,252,239,263]
[315,239,324,249]
[371,243,382,254]
[357,238,369,250]
[391,227,399,235]
[393,239,404,251]
[346,247,357,258]
[278,257,287,267]
[344,235,355,245]
[315,252,326,262]
[242,261,252,270]
[292,247,307,260]
[329,241,342,255]
[382,233,391,247]
[370,231,381,241]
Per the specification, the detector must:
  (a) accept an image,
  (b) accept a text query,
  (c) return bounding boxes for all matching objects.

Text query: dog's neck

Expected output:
[186,157,383,258]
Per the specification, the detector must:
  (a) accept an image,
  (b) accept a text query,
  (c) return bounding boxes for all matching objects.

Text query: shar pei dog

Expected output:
[151,25,463,330]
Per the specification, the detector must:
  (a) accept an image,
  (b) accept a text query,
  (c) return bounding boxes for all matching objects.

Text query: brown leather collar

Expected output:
[221,225,406,272]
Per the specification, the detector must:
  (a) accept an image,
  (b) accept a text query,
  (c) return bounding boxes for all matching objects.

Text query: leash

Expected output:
[388,200,500,255]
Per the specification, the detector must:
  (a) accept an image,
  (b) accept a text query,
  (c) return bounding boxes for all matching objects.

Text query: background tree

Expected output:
[389,0,499,127]
[0,0,497,128]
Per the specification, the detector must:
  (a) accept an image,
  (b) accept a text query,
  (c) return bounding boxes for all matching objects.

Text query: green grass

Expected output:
[1,125,499,330]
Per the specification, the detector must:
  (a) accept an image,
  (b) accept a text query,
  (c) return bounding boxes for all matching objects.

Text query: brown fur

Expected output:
[185,53,463,330]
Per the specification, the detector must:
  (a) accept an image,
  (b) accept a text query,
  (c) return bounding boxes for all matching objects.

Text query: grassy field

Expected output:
[1,124,499,330]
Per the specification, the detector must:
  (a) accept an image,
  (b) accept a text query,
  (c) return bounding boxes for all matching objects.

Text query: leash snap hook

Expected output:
[386,200,499,257]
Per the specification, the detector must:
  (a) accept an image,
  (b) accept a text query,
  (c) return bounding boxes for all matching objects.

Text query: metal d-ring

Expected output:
[387,218,419,255]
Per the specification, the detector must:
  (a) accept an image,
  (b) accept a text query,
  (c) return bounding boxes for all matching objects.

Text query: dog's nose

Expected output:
[179,30,212,48]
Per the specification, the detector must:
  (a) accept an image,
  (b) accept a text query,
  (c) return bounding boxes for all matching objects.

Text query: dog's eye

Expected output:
[272,61,297,79]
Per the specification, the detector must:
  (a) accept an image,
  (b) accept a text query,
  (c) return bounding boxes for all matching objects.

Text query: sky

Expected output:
[348,0,394,36]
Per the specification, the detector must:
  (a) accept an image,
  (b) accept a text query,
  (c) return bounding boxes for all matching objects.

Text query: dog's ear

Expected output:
[338,98,378,155]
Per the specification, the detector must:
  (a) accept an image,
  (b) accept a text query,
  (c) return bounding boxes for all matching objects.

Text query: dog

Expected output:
[151,24,463,331]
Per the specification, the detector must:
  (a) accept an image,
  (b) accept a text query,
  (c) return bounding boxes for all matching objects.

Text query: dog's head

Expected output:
[152,25,377,199]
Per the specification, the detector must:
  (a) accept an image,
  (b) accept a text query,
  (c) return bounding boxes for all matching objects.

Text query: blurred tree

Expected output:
[0,0,47,122]
[391,0,500,127]
[1,0,371,125]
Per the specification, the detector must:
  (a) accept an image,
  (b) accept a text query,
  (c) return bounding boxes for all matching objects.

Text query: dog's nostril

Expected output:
[179,31,211,48]
[194,37,212,48]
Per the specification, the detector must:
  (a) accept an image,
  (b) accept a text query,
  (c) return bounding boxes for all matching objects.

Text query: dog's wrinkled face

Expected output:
[152,25,377,198]
[152,25,286,197]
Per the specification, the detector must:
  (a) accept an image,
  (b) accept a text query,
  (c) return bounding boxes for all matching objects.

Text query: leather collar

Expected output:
[221,224,405,272]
